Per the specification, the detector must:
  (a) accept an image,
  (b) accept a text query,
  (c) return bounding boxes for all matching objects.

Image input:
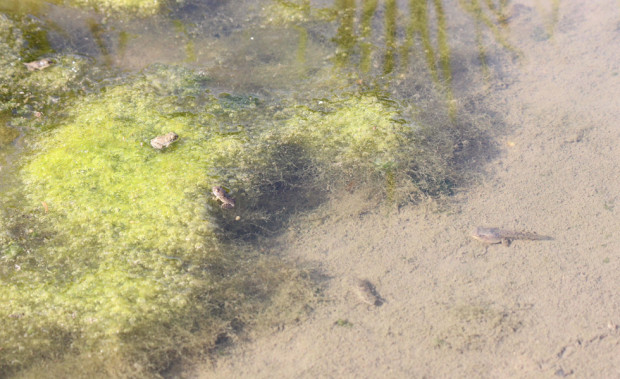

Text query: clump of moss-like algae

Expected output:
[0,14,93,124]
[267,93,455,200]
[0,74,312,376]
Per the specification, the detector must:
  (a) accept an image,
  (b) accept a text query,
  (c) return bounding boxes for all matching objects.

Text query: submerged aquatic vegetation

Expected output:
[269,93,459,200]
[278,95,410,176]
[0,0,500,376]
[0,10,477,372]
[0,67,316,377]
[0,16,25,105]
[0,14,95,125]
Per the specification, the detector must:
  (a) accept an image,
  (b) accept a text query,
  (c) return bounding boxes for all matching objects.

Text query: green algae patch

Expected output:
[0,15,24,106]
[279,96,409,174]
[212,91,462,238]
[21,85,229,253]
[0,123,20,147]
[0,14,95,124]
[269,94,456,200]
[0,70,316,376]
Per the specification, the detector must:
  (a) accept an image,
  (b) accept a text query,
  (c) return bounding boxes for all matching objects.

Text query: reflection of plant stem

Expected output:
[384,0,397,74]
[433,0,456,119]
[185,39,196,63]
[459,0,522,56]
[408,0,438,83]
[334,0,356,67]
[117,31,130,63]
[294,25,308,69]
[361,0,379,73]
[399,3,413,69]
[404,1,455,119]
[172,19,196,63]
[385,166,395,205]
[434,0,450,82]
[87,18,112,67]
[474,21,490,81]
[546,0,560,38]
[483,0,509,26]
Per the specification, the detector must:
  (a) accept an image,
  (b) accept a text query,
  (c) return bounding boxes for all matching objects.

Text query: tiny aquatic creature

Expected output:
[471,227,553,246]
[354,279,384,306]
[150,132,179,149]
[212,186,235,209]
[24,58,53,71]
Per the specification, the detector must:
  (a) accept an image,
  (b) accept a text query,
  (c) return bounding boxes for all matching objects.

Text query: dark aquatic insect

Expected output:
[24,58,53,71]
[212,186,235,209]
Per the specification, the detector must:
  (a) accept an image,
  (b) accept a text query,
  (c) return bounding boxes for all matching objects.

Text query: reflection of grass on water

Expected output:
[276,0,526,118]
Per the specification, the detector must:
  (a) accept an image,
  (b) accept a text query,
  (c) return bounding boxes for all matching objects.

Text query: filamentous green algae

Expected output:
[270,93,455,200]
[0,68,313,377]
[0,14,93,124]
[21,87,232,253]
[279,95,410,175]
[0,58,462,375]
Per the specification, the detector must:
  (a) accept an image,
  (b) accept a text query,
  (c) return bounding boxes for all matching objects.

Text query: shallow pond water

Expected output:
[0,0,525,377]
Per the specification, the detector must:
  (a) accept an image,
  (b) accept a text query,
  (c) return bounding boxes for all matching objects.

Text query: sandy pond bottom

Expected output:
[193,0,620,377]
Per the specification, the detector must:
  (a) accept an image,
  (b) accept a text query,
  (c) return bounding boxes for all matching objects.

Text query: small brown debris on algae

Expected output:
[354,279,384,306]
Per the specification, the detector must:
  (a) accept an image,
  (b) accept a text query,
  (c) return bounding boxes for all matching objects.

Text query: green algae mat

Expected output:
[1,65,451,377]
[0,67,314,376]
